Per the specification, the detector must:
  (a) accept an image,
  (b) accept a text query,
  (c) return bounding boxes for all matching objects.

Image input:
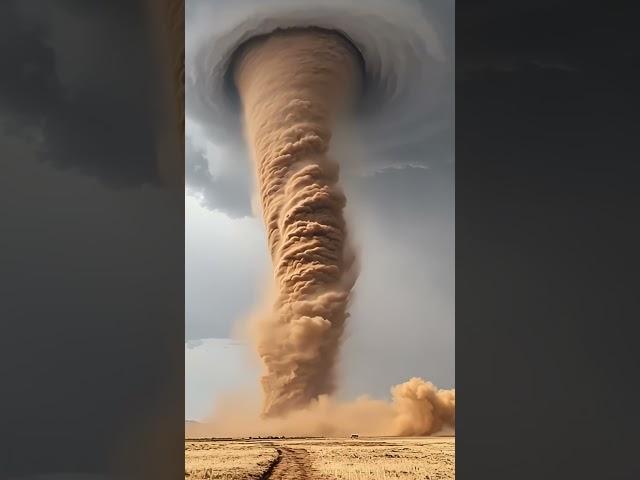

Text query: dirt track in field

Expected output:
[262,447,317,480]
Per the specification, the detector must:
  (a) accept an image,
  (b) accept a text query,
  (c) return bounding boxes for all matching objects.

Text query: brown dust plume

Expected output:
[187,377,455,438]
[233,29,361,417]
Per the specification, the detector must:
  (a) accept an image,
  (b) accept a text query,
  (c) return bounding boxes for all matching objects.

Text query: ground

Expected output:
[185,437,455,479]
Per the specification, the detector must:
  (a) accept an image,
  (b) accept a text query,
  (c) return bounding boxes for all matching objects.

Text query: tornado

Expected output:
[233,29,361,416]
[186,0,454,430]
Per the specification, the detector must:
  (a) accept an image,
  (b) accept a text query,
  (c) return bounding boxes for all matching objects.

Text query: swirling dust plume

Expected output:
[189,29,455,437]
[234,29,360,417]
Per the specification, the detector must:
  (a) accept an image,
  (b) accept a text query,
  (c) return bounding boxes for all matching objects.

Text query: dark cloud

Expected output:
[455,1,638,191]
[457,1,635,80]
[185,135,253,218]
[1,2,184,475]
[1,0,159,187]
[184,0,454,219]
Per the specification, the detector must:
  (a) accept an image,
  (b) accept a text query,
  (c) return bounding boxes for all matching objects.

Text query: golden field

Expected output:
[185,436,454,479]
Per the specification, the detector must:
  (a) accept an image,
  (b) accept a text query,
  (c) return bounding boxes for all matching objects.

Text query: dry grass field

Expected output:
[185,437,454,480]
[185,440,278,479]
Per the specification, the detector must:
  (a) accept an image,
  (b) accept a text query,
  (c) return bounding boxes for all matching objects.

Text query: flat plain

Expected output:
[185,436,454,480]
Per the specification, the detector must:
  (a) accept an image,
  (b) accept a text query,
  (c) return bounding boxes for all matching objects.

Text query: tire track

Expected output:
[261,447,315,480]
[258,448,282,480]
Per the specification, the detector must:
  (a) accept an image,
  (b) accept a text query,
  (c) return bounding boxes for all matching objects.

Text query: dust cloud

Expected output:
[187,377,455,438]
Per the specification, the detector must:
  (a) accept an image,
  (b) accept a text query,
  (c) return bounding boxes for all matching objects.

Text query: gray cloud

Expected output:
[1,0,160,187]
[338,164,455,398]
[185,195,269,340]
[186,339,205,350]
[185,132,253,218]
[184,0,454,217]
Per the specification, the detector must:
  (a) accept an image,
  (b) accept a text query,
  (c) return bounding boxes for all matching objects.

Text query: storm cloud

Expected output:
[1,0,160,187]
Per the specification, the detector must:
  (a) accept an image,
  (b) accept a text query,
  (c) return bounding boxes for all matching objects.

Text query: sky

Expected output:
[185,160,455,420]
[185,0,455,421]
[1,0,455,423]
